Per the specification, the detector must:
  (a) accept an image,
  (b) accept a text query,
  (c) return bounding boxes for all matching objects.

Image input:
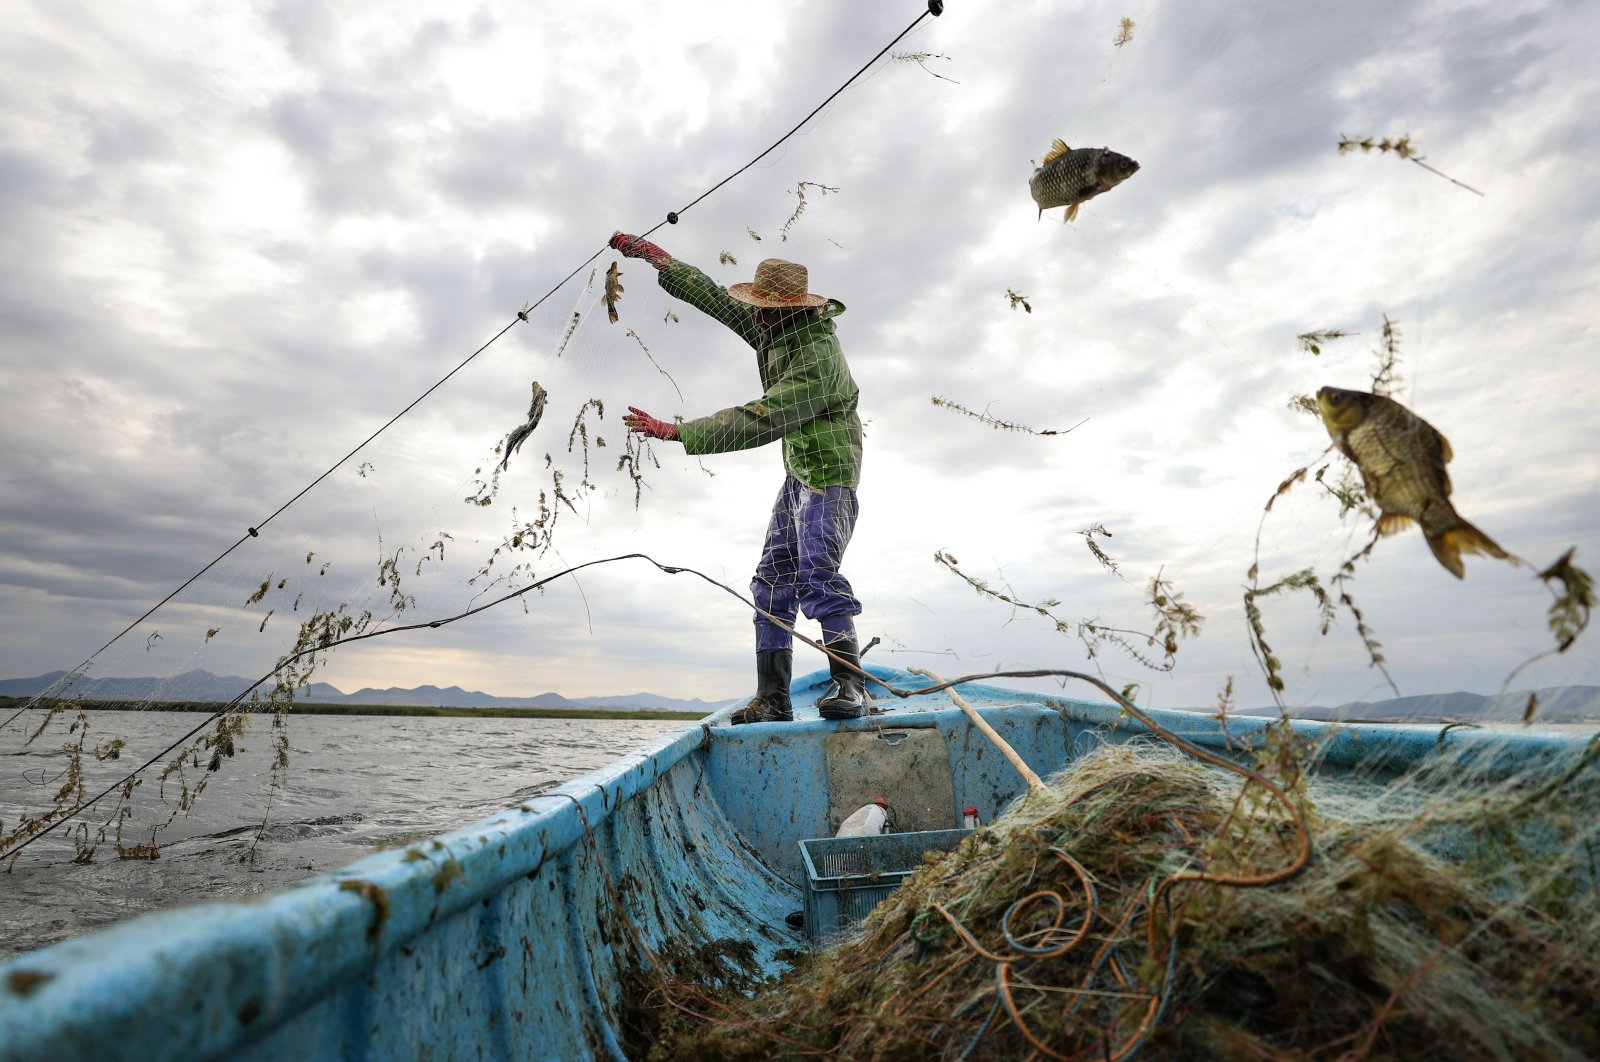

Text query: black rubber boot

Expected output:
[816,638,867,720]
[730,649,794,724]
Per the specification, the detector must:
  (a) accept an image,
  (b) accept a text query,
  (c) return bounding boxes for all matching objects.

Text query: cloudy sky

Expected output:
[2,0,1596,714]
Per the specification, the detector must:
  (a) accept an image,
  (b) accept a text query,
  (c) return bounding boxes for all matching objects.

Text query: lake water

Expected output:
[0,710,690,960]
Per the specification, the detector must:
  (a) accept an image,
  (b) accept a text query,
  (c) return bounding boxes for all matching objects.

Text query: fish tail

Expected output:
[1426,519,1511,579]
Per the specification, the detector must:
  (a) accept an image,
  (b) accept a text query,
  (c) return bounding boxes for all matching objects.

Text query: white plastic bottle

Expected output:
[836,797,891,837]
[963,806,980,829]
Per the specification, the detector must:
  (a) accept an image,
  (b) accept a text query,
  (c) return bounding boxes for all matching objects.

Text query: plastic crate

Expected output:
[798,828,973,939]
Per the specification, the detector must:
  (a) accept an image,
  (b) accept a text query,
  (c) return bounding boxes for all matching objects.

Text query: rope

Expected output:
[908,847,1177,1060]
[0,317,521,735]
[3,0,944,733]
[0,545,1309,1054]
[2,546,1307,890]
[638,3,940,239]
[1,549,876,859]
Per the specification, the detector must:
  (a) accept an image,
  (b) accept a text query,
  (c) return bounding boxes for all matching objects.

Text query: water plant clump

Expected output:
[636,740,1600,1060]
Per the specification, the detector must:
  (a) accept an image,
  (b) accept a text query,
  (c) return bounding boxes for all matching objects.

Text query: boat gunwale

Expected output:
[1,669,1590,1060]
[0,701,734,1060]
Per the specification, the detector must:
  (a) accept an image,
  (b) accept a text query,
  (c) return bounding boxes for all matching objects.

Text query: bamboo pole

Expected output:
[910,667,1046,792]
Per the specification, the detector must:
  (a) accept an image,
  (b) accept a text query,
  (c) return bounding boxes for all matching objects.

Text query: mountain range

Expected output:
[0,670,729,714]
[3,670,1598,723]
[1232,685,1600,724]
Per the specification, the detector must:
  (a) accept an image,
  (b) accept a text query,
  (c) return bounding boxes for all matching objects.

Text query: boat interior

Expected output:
[0,664,1589,1061]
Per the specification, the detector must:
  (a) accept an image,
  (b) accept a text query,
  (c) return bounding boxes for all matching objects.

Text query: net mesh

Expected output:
[1,4,1596,1015]
[626,737,1600,1059]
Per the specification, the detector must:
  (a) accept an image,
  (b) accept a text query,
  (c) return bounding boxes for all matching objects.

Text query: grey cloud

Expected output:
[83,110,173,169]
[260,0,344,67]
[4,0,1597,709]
[265,90,418,215]
[428,117,572,210]
[0,144,59,208]
[1162,464,1217,490]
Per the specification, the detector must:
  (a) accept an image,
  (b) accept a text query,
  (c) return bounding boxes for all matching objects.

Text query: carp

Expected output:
[1316,386,1510,578]
[498,380,549,473]
[1028,139,1140,221]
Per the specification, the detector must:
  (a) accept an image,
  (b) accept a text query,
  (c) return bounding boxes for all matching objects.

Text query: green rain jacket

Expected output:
[658,260,863,490]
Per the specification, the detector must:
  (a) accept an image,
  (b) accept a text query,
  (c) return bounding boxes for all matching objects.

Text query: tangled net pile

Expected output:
[629,735,1600,1060]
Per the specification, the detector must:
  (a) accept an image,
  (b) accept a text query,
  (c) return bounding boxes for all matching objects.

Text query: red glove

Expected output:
[609,232,672,271]
[623,406,680,441]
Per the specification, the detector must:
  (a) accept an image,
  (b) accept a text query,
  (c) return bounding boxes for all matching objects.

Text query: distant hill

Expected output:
[1235,685,1600,724]
[0,669,729,714]
[6,670,1596,723]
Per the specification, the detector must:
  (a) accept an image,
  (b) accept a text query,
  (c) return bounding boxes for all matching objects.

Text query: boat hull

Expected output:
[1,667,1592,1060]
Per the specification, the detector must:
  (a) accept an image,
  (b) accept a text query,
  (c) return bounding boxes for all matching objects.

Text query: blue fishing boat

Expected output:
[0,666,1593,1061]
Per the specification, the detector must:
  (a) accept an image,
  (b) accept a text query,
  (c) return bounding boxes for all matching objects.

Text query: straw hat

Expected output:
[727,258,827,309]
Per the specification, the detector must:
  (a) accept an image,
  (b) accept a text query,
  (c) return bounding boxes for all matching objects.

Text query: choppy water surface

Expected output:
[0,711,688,960]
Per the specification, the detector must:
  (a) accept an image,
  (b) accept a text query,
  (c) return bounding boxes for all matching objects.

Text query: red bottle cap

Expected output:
[963,806,978,815]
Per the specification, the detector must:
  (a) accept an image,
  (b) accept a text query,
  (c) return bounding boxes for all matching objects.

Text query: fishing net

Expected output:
[0,10,923,885]
[1,0,1596,981]
[627,733,1600,1060]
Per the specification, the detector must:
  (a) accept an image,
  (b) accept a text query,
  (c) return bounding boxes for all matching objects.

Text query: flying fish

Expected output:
[498,380,549,473]
[1028,139,1140,221]
[1316,386,1510,578]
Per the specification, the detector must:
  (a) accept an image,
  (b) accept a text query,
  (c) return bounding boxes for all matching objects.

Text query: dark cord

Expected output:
[4,3,942,732]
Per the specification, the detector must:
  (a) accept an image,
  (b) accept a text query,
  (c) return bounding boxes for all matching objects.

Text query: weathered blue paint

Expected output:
[1,667,1592,1061]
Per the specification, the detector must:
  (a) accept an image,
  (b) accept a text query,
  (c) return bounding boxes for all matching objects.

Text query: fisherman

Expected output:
[609,232,867,723]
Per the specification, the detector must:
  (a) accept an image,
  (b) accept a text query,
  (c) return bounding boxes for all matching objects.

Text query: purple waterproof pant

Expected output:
[752,476,862,651]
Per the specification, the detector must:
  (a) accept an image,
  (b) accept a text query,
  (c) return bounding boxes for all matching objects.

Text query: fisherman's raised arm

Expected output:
[609,233,761,347]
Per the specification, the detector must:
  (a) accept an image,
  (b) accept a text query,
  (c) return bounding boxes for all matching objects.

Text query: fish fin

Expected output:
[1375,512,1415,536]
[1065,202,1080,222]
[1041,138,1072,164]
[1426,520,1511,579]
[1438,431,1453,464]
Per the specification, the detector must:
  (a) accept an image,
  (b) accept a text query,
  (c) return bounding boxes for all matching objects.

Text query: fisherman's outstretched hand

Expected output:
[609,232,672,271]
[623,406,680,441]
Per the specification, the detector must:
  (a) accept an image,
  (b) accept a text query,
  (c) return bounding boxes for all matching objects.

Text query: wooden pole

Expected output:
[910,667,1047,792]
